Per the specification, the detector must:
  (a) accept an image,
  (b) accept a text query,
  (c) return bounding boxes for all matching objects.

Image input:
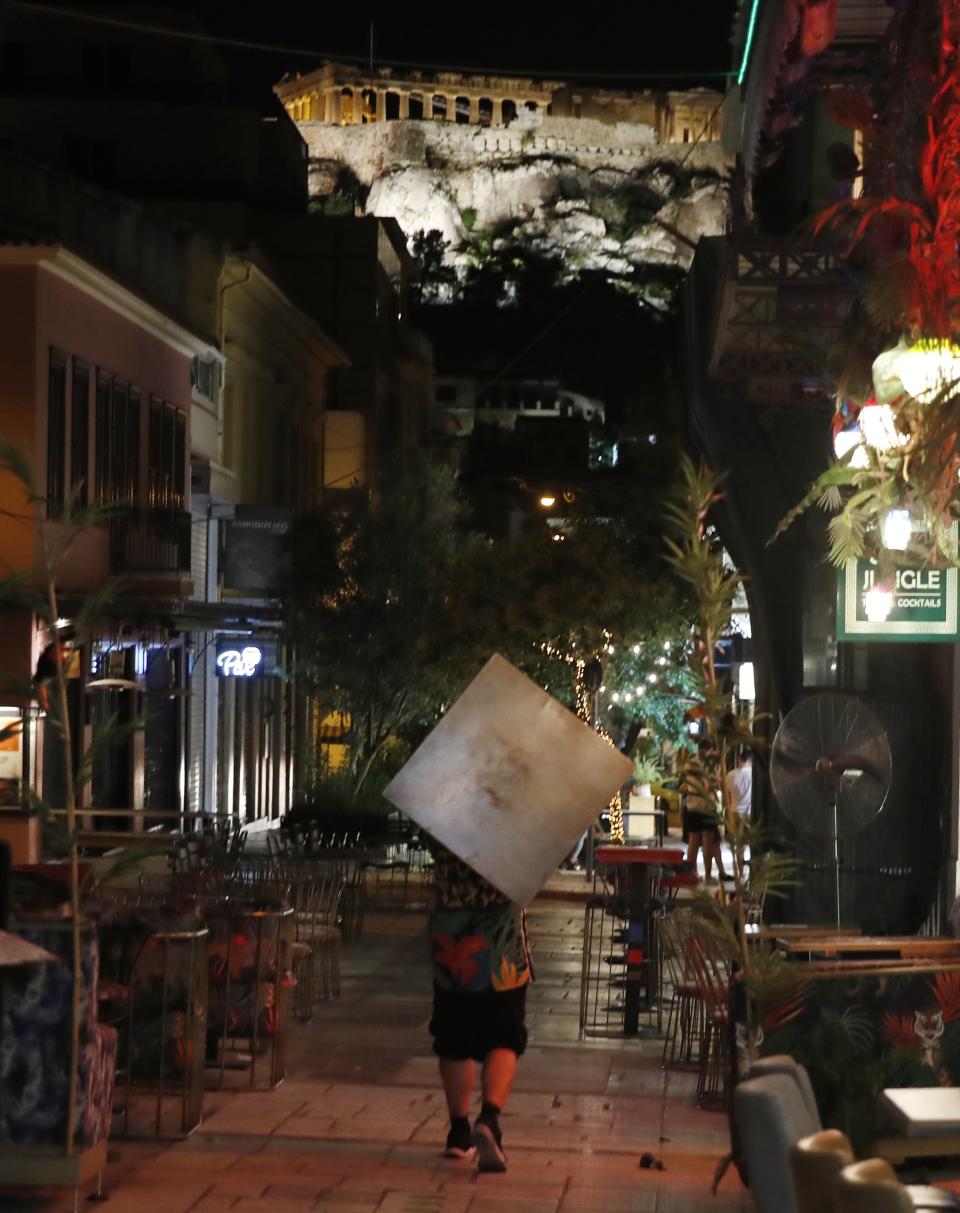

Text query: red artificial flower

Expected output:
[882,1012,920,1049]
[931,971,960,1022]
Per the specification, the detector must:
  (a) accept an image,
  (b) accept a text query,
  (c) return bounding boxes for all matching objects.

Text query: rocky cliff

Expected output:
[295,111,732,306]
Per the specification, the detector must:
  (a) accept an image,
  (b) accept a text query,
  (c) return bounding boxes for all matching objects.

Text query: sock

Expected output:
[479,1101,501,1124]
[450,1115,470,1133]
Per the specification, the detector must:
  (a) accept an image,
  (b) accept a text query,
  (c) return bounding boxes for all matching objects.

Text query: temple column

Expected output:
[353,91,363,124]
[376,89,388,121]
[327,90,340,124]
[398,91,410,119]
[492,98,503,126]
[447,94,457,121]
[469,96,480,124]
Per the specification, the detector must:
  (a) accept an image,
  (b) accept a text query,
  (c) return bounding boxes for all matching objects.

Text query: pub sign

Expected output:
[837,527,960,642]
[215,638,279,678]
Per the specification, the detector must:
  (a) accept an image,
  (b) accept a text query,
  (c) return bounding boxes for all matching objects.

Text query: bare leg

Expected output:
[703,832,727,879]
[686,830,702,874]
[439,1058,475,1118]
[481,1048,517,1109]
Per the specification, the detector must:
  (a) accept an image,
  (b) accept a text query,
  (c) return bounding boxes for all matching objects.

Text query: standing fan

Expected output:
[770,693,892,927]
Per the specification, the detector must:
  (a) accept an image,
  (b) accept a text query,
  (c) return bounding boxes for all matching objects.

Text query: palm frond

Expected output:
[72,579,127,643]
[0,439,39,500]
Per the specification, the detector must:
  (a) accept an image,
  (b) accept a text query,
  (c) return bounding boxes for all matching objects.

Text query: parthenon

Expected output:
[275,63,723,145]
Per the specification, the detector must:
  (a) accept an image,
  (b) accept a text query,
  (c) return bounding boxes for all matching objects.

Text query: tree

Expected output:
[664,455,796,1068]
[286,452,466,795]
[439,521,688,706]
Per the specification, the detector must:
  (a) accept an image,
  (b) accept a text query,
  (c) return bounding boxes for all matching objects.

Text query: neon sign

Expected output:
[216,645,263,678]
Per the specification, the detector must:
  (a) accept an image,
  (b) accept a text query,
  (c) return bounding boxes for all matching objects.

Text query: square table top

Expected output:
[594,846,686,866]
[383,654,633,906]
[882,1088,960,1136]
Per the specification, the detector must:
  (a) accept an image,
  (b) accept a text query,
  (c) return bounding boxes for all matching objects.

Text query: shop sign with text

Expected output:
[215,639,278,678]
[837,531,960,642]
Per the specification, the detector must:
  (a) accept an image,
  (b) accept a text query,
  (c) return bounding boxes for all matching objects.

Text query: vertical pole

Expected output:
[832,799,841,929]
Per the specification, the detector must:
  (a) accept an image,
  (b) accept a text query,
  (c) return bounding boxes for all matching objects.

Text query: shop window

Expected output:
[478,97,493,126]
[455,96,469,124]
[408,93,424,119]
[46,348,67,518]
[385,91,400,120]
[432,95,446,120]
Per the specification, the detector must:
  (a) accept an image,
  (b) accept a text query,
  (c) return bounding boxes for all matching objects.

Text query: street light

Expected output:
[538,494,556,509]
[881,508,912,551]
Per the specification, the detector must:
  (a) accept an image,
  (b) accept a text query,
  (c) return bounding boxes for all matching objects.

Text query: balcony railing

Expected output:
[109,508,191,576]
[708,236,854,406]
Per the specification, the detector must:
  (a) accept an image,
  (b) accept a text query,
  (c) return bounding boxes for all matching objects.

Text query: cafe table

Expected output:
[877,1088,960,1169]
[777,935,960,961]
[594,845,687,1034]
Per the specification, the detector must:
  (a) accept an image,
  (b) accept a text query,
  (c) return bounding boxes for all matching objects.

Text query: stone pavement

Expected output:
[2,883,749,1213]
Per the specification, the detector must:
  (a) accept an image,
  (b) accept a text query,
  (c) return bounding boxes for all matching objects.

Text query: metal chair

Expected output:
[658,907,703,1066]
[687,921,732,1106]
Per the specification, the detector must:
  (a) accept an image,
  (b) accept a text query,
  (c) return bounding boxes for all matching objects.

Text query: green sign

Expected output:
[838,536,960,642]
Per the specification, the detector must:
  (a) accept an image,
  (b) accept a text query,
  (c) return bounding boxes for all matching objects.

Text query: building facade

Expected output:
[275,62,723,145]
[0,243,218,832]
[684,0,954,932]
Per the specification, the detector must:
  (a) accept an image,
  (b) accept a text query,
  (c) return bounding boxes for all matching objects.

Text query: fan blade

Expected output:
[770,693,892,838]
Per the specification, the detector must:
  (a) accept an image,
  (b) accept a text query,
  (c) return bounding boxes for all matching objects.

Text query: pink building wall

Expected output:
[0,255,193,590]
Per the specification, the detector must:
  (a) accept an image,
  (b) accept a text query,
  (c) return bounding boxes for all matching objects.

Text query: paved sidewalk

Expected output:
[2,885,748,1212]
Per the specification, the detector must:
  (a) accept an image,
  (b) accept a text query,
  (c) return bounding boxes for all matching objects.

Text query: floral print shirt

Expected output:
[428,842,532,994]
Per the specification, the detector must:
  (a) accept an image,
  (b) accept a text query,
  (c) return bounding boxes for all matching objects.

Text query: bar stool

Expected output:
[116,926,208,1138]
[206,903,294,1090]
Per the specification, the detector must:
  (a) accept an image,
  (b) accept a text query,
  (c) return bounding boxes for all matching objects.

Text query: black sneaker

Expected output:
[443,1121,475,1159]
[472,1119,507,1172]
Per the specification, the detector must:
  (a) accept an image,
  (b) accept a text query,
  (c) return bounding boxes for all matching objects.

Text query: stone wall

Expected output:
[298,112,725,180]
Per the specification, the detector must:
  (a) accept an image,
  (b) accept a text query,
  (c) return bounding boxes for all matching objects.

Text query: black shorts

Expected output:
[429,985,528,1062]
[686,810,720,836]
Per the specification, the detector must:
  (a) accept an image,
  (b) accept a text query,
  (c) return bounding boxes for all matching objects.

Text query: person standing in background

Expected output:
[724,748,753,823]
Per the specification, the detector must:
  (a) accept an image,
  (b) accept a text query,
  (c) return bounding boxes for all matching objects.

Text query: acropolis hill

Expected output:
[275,64,731,301]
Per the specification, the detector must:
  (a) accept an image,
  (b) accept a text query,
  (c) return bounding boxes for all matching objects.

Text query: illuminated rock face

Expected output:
[294,111,731,298]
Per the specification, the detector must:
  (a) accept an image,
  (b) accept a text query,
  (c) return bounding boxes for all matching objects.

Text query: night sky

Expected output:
[44,3,741,105]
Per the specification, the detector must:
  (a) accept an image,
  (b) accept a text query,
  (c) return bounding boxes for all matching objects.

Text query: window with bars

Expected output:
[71,361,89,507]
[46,348,67,516]
[94,371,140,504]
[147,396,187,510]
